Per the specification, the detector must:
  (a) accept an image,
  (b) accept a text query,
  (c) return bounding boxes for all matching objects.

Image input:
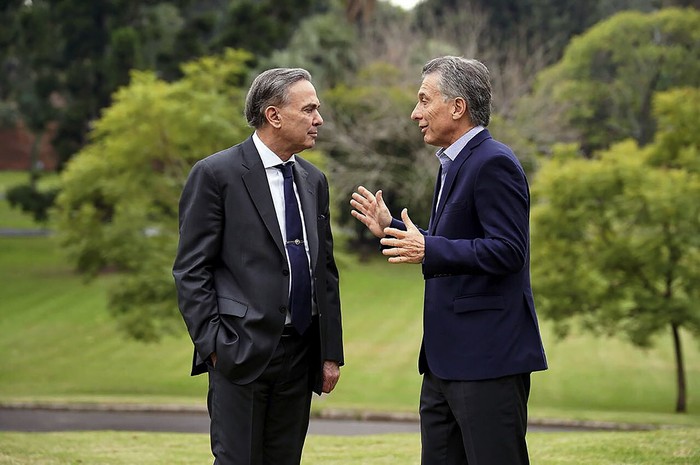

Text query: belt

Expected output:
[281,316,319,338]
[281,325,299,337]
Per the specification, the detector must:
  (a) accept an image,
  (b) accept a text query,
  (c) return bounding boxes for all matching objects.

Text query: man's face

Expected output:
[411,72,459,148]
[276,79,323,154]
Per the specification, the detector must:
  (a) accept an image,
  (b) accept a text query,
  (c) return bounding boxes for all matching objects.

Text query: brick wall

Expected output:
[0,120,58,171]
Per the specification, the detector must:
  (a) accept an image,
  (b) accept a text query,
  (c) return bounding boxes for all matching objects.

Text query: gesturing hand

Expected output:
[380,208,425,264]
[350,186,392,238]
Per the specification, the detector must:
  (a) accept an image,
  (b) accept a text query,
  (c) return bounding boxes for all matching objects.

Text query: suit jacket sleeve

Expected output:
[172,159,223,363]
[319,171,344,365]
[423,153,530,277]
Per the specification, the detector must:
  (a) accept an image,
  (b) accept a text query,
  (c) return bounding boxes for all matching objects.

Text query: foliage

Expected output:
[0,0,328,174]
[260,11,359,89]
[0,0,60,130]
[0,171,58,228]
[214,0,331,58]
[53,49,253,341]
[320,62,436,248]
[0,0,61,185]
[416,0,594,62]
[5,182,58,223]
[531,87,700,411]
[416,0,696,65]
[521,8,700,155]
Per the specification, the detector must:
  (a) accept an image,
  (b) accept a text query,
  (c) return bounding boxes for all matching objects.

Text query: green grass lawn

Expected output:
[1,170,700,462]
[0,429,698,464]
[0,236,205,406]
[1,172,700,427]
[1,234,699,428]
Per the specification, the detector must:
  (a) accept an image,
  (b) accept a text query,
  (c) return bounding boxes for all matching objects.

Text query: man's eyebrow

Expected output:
[303,102,320,110]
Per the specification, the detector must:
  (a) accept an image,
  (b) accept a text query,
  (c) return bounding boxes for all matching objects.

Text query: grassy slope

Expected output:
[1,171,700,425]
[1,235,699,427]
[0,429,698,465]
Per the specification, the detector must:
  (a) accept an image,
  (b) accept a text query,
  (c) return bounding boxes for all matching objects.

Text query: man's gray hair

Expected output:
[422,56,491,127]
[245,68,313,128]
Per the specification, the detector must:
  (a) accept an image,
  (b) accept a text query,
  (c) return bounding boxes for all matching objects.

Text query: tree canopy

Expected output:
[531,87,700,412]
[53,49,253,341]
[0,0,328,169]
[520,8,700,156]
[321,62,434,242]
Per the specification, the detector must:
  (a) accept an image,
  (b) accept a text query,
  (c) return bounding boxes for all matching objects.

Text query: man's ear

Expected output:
[452,97,467,120]
[264,106,282,128]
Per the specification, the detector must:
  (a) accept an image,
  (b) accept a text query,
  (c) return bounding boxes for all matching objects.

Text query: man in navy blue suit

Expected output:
[351,56,547,465]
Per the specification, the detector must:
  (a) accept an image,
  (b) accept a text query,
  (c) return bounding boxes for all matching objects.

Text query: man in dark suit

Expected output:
[173,68,343,465]
[351,56,547,464]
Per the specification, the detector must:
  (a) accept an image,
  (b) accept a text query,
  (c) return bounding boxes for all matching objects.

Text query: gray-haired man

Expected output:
[174,68,344,465]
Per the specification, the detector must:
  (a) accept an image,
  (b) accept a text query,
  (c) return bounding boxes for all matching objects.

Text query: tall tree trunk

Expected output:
[672,322,687,413]
[29,130,43,188]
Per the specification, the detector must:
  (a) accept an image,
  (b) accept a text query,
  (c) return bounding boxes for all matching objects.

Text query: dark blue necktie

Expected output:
[277,162,312,334]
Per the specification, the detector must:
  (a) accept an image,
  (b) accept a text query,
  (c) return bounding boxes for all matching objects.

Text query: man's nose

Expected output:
[411,103,420,120]
[314,110,323,126]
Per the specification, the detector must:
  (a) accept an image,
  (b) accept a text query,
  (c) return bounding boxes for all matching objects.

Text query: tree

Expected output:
[0,0,60,169]
[0,1,62,220]
[320,62,436,251]
[520,8,700,156]
[53,49,254,341]
[415,0,592,68]
[3,0,332,223]
[531,87,700,413]
[1,0,194,221]
[415,0,696,64]
[259,11,360,89]
[49,0,194,165]
[214,0,329,58]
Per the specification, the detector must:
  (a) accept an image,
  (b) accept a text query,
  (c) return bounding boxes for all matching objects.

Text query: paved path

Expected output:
[0,228,51,236]
[0,407,600,435]
[0,407,419,435]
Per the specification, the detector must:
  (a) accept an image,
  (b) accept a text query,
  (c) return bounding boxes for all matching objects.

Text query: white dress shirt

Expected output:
[252,132,316,321]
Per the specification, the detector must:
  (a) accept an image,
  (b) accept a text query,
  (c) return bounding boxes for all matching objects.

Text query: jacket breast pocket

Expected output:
[453,294,504,313]
[443,200,468,213]
[218,297,248,317]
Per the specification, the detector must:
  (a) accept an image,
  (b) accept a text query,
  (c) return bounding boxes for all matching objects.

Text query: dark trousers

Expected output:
[420,371,531,465]
[207,328,314,465]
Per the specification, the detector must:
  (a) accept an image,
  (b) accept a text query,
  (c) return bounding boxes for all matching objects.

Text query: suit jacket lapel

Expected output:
[293,161,319,270]
[240,138,286,257]
[430,129,492,234]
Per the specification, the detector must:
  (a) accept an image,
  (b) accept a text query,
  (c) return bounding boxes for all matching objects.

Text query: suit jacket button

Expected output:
[282,269,289,276]
[279,306,287,314]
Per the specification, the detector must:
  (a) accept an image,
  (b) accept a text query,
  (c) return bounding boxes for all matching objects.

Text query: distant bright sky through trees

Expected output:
[386,0,423,10]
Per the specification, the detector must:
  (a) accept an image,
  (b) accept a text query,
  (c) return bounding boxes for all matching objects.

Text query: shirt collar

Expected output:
[253,131,297,168]
[436,125,485,162]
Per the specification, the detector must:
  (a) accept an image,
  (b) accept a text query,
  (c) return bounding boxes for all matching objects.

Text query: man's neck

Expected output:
[256,128,293,162]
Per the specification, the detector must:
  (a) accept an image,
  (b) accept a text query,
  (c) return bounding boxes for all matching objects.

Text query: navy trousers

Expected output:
[420,371,531,465]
